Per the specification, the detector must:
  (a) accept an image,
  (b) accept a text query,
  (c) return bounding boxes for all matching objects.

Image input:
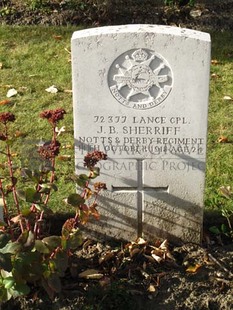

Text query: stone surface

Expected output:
[71,25,211,243]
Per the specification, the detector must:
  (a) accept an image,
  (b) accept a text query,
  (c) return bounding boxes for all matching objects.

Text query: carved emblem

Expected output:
[108,48,173,110]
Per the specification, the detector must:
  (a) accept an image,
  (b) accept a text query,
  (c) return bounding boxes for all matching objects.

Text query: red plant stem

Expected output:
[0,178,11,228]
[44,126,56,206]
[37,126,57,238]
[4,124,25,233]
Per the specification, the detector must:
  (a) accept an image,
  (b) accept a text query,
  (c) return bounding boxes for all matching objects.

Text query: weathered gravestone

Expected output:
[71,25,211,243]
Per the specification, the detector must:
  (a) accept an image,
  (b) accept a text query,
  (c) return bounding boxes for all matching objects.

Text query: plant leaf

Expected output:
[0,253,12,271]
[89,167,100,179]
[209,226,221,235]
[47,273,61,293]
[3,276,15,289]
[0,234,11,248]
[67,193,85,207]
[42,236,61,249]
[76,174,89,188]
[35,240,50,254]
[25,188,41,203]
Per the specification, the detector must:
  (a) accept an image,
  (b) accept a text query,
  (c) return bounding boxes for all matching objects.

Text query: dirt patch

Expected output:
[1,0,233,31]
[2,237,233,310]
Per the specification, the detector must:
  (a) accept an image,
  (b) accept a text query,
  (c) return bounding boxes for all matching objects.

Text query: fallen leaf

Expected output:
[63,89,73,93]
[14,131,26,138]
[211,73,220,79]
[211,59,219,65]
[159,239,168,250]
[218,136,228,143]
[136,237,147,245]
[223,95,232,101]
[10,214,22,223]
[78,269,103,279]
[0,99,12,106]
[99,276,111,287]
[99,251,114,264]
[6,88,17,98]
[45,85,58,93]
[186,263,202,273]
[147,284,156,293]
[130,247,141,258]
[151,253,163,263]
[219,186,231,198]
[64,48,71,54]
[190,9,202,18]
[53,35,62,40]
[62,144,72,149]
[141,270,150,279]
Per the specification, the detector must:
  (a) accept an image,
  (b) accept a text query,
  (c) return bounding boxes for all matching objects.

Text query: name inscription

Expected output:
[77,115,205,157]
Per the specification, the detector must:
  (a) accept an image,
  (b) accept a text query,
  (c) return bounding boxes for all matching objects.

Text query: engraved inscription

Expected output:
[77,115,206,158]
[108,48,173,110]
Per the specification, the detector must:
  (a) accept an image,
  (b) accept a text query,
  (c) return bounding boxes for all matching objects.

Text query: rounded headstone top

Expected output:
[72,24,211,42]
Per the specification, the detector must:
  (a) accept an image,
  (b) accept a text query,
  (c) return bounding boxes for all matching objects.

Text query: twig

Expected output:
[208,253,233,278]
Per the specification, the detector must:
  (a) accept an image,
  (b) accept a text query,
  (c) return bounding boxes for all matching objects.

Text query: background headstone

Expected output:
[72,25,211,243]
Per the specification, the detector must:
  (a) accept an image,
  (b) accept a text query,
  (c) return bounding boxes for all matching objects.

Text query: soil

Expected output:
[1,1,233,309]
[1,232,233,310]
[1,0,233,31]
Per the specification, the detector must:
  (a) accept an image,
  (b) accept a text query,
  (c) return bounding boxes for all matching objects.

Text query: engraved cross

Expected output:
[112,159,169,237]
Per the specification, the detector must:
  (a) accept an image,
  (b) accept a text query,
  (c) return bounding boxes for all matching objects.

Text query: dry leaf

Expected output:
[6,88,17,98]
[64,47,71,54]
[211,59,219,65]
[219,186,231,198]
[62,144,72,149]
[211,73,220,79]
[159,239,168,250]
[190,9,202,18]
[53,35,62,40]
[78,269,103,279]
[0,99,12,106]
[10,214,22,223]
[99,251,114,264]
[99,276,111,287]
[14,131,26,138]
[45,85,58,93]
[223,95,233,101]
[63,89,73,93]
[130,247,141,258]
[186,263,202,273]
[151,253,163,263]
[147,284,156,293]
[136,237,147,245]
[57,154,72,161]
[218,136,228,143]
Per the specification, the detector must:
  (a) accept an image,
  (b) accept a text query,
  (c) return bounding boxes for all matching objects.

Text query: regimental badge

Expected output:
[108,48,173,110]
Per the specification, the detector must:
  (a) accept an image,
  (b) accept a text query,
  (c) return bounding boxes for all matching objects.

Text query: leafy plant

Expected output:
[26,0,48,10]
[0,109,107,302]
[209,186,233,240]
[164,0,195,6]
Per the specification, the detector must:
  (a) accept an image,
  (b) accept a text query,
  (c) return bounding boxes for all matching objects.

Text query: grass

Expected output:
[205,31,233,210]
[0,26,78,213]
[0,26,232,215]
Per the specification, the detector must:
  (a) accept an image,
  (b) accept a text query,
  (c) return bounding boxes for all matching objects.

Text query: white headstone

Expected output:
[72,25,211,243]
